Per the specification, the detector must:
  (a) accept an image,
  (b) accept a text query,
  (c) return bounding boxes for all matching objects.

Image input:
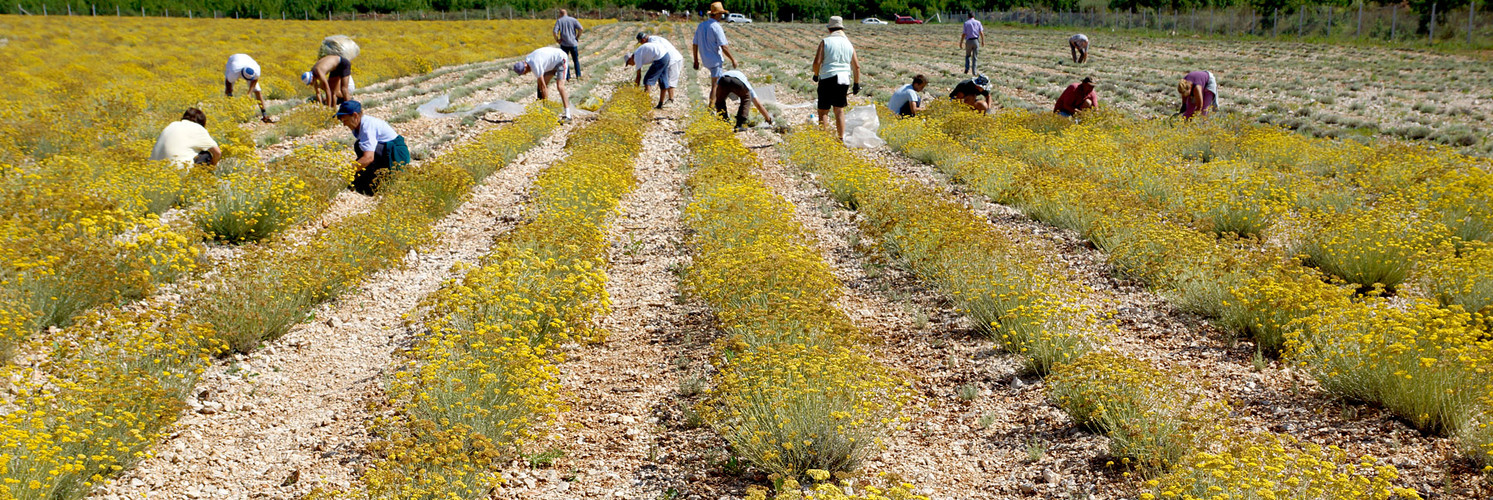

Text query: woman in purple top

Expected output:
[1178,70,1216,118]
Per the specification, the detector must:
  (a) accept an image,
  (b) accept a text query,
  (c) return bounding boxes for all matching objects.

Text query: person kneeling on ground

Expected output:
[1054,77,1098,117]
[888,74,928,117]
[950,75,991,113]
[150,107,221,168]
[335,101,409,196]
[1069,34,1089,64]
[626,33,676,109]
[714,69,775,131]
[514,46,573,121]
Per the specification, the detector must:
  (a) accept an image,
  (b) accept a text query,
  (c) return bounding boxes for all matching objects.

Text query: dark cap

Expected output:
[636,31,649,42]
[335,100,362,117]
[1081,76,1095,85]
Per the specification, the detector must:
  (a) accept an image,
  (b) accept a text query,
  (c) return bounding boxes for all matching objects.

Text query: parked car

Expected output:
[726,12,753,23]
[893,15,923,24]
[861,17,888,24]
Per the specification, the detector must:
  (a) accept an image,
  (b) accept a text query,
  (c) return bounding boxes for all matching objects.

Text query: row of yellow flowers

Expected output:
[355,88,651,499]
[680,108,915,495]
[786,121,1417,499]
[894,103,1493,470]
[0,100,564,499]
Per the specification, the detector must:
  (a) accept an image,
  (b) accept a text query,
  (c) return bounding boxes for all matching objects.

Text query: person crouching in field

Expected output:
[335,101,408,196]
[714,69,775,131]
[151,108,221,168]
[1178,70,1217,118]
[887,74,928,117]
[949,75,992,113]
[1054,77,1098,117]
[812,16,861,141]
[514,47,573,121]
[304,54,352,107]
[224,53,272,123]
[1069,34,1089,64]
[627,33,677,109]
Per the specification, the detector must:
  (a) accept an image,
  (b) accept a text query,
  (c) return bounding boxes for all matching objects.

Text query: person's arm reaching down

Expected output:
[750,96,774,125]
[355,149,374,168]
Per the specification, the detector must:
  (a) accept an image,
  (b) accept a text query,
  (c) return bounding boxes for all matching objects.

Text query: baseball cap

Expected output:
[636,31,649,42]
[242,67,257,80]
[301,71,313,85]
[512,61,528,74]
[335,100,362,117]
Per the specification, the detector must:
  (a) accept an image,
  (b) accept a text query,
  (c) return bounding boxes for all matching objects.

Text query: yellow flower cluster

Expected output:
[1048,352,1219,471]
[885,103,1493,471]
[0,99,566,499]
[745,470,928,500]
[361,89,650,499]
[189,145,357,242]
[1145,430,1422,500]
[682,108,908,479]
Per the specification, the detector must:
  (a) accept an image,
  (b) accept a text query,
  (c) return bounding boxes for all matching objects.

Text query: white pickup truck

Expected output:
[726,13,752,23]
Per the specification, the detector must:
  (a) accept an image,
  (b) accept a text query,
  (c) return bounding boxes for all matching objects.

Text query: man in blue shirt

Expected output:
[887,74,928,117]
[692,2,738,105]
[335,101,409,195]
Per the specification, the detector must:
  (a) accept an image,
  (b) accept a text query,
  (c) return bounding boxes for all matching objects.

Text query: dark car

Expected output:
[894,15,923,24]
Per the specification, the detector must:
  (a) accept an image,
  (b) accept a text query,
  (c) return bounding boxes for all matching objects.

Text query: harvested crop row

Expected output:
[355,87,651,499]
[0,101,563,499]
[679,108,919,498]
[780,125,1420,499]
[901,105,1493,468]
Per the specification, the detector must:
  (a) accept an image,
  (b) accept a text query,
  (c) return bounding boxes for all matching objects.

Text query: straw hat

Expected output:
[827,16,845,29]
[708,2,727,15]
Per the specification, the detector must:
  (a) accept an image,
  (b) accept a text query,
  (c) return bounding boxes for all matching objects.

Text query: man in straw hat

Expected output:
[693,2,739,104]
[513,46,574,121]
[811,15,861,141]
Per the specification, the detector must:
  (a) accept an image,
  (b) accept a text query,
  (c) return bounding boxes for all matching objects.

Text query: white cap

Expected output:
[301,71,313,85]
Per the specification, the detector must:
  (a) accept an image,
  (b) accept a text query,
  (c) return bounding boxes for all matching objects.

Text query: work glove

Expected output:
[852,83,861,95]
[812,75,820,83]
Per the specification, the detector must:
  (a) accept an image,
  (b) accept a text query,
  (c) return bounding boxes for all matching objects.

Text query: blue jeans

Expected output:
[560,45,580,79]
[964,38,980,74]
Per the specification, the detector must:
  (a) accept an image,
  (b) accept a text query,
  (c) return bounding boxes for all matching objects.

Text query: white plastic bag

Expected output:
[319,35,360,60]
[842,105,884,149]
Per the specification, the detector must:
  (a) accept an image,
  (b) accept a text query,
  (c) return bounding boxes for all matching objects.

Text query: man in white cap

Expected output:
[224,54,272,123]
[692,1,738,104]
[629,32,682,108]
[811,16,861,141]
[513,46,572,121]
[305,54,352,107]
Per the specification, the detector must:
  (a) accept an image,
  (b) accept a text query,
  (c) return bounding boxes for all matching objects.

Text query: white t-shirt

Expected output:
[353,115,400,153]
[1070,34,1088,44]
[224,53,261,89]
[149,120,218,167]
[646,36,684,62]
[526,47,569,76]
[631,42,670,67]
[719,70,757,98]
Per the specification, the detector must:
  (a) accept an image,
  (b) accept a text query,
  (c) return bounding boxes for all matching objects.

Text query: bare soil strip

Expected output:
[93,120,581,500]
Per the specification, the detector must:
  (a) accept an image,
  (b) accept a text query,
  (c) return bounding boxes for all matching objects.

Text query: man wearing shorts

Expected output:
[305,54,352,107]
[812,16,861,141]
[692,2,738,104]
[627,34,675,109]
[1069,34,1089,63]
[639,32,684,107]
[514,47,572,121]
[715,69,775,130]
[962,13,984,75]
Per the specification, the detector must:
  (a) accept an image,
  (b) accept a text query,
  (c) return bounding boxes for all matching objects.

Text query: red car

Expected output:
[894,15,923,24]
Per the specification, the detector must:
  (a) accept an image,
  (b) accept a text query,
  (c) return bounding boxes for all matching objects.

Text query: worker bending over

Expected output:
[627,32,679,109]
[513,47,573,121]
[1069,34,1089,63]
[304,54,352,107]
[335,101,408,196]
[949,75,991,113]
[150,108,220,168]
[693,2,738,104]
[811,16,861,141]
[714,69,775,131]
[1054,77,1098,117]
[887,74,928,117]
[1178,70,1217,118]
[224,54,272,122]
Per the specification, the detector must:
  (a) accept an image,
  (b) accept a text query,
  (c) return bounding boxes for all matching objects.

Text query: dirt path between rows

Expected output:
[93,119,581,500]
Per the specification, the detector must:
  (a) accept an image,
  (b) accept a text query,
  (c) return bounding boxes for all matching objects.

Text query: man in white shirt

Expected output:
[149,108,220,168]
[1069,34,1089,64]
[642,33,684,106]
[627,32,677,109]
[513,46,572,120]
[335,100,409,195]
[887,74,928,117]
[224,53,272,122]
